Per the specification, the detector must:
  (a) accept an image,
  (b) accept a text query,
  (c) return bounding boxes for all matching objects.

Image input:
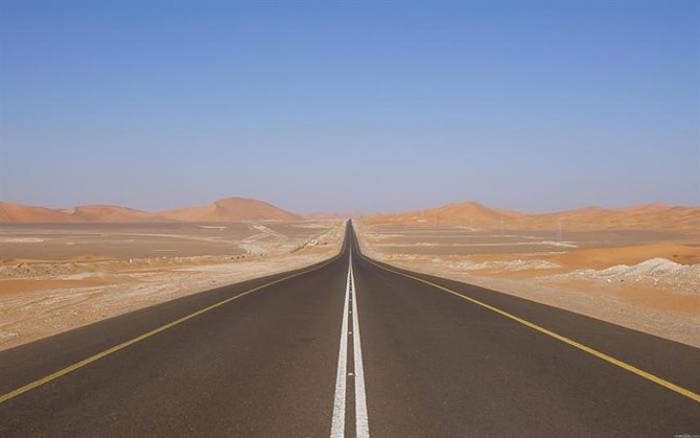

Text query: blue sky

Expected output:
[1,1,698,213]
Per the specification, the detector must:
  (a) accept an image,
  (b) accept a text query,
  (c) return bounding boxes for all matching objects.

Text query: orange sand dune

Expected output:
[64,205,159,222]
[367,201,524,228]
[0,197,301,223]
[0,202,77,223]
[159,197,300,222]
[524,203,700,231]
[368,201,700,231]
[553,241,700,269]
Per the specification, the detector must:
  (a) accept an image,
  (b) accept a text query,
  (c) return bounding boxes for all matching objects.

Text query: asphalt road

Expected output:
[1,222,698,437]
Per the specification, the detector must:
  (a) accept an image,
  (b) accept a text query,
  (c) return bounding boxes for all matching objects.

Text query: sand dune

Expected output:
[63,205,159,222]
[368,201,700,231]
[0,202,77,223]
[370,201,524,228]
[159,197,300,222]
[0,197,300,223]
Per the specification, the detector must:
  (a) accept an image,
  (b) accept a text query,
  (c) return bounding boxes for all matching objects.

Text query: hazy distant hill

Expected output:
[0,202,78,223]
[366,201,700,231]
[0,197,301,223]
[366,202,523,229]
[62,205,158,222]
[158,197,301,222]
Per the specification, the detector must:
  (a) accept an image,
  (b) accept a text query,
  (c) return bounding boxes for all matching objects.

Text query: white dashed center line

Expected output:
[330,246,369,437]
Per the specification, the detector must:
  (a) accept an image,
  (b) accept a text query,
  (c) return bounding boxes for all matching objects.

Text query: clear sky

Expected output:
[1,1,698,213]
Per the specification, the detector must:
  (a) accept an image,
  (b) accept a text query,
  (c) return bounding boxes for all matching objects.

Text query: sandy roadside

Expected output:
[0,221,346,351]
[354,221,700,348]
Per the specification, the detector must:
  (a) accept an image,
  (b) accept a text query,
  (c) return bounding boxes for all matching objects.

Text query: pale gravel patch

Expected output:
[547,258,700,296]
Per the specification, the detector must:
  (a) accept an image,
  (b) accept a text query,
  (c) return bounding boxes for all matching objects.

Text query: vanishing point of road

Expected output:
[1,222,698,436]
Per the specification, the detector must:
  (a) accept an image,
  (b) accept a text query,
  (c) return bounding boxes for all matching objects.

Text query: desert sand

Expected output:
[0,219,345,351]
[356,203,700,348]
[367,201,700,231]
[160,197,301,222]
[0,196,300,223]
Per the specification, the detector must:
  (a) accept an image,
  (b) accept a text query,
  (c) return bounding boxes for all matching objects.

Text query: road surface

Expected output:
[1,222,698,436]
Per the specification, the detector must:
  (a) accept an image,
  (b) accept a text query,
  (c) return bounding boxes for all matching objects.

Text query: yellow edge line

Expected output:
[0,254,341,405]
[363,257,700,404]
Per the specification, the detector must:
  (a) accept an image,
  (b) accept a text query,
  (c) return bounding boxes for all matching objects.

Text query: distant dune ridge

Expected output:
[0,202,78,223]
[63,205,158,222]
[0,197,300,223]
[2,198,698,229]
[367,201,700,231]
[159,197,300,222]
